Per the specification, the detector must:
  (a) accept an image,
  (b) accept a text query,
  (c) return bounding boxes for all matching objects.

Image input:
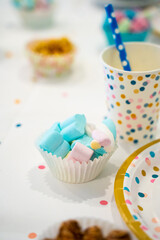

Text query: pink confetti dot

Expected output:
[137,124,142,128]
[107,96,110,101]
[125,116,130,120]
[150,95,153,99]
[38,165,46,169]
[127,124,132,128]
[153,234,158,239]
[151,179,155,183]
[136,105,141,109]
[147,80,150,84]
[118,113,122,117]
[129,99,134,103]
[158,91,160,95]
[140,109,145,114]
[125,199,132,205]
[138,98,143,103]
[135,156,139,159]
[62,92,68,98]
[141,226,148,231]
[100,200,108,205]
[112,94,116,99]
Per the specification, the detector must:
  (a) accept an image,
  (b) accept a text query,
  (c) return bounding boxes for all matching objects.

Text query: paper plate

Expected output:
[114,139,160,240]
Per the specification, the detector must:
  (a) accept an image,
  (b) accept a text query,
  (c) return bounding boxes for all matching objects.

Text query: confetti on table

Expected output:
[16,123,22,127]
[38,165,46,169]
[14,99,21,104]
[100,200,108,205]
[28,232,37,239]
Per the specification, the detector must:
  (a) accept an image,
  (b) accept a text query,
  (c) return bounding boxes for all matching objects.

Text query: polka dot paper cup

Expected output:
[101,42,160,144]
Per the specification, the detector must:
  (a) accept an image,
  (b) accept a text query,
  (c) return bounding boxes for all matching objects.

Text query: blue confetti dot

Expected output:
[111,104,114,108]
[131,80,136,85]
[125,173,130,177]
[155,76,160,81]
[155,98,159,102]
[126,131,130,135]
[133,215,138,220]
[135,177,140,184]
[143,134,148,139]
[144,103,148,107]
[150,135,153,139]
[145,74,151,78]
[126,100,131,104]
[148,117,152,121]
[120,135,124,139]
[150,151,155,158]
[124,187,130,192]
[120,85,125,90]
[111,75,114,80]
[150,128,153,132]
[142,114,147,118]
[107,74,110,79]
[140,87,145,91]
[110,85,114,90]
[127,109,132,114]
[138,192,145,198]
[150,120,154,125]
[152,174,158,178]
[152,92,157,97]
[134,139,138,144]
[16,123,22,127]
[131,129,135,133]
[119,73,123,76]
[138,127,142,131]
[143,81,148,86]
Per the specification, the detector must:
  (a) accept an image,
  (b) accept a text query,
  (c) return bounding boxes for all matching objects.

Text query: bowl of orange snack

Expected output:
[26,37,76,77]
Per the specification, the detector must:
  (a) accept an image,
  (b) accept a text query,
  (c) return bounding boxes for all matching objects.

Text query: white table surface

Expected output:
[1,1,160,239]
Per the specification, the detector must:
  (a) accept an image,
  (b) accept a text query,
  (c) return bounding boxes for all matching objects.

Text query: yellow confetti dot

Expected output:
[90,140,101,150]
[14,99,21,104]
[146,126,150,130]
[141,170,146,176]
[154,83,158,88]
[156,102,159,107]
[121,94,126,99]
[110,70,113,73]
[137,205,143,211]
[119,77,124,81]
[153,166,159,171]
[148,103,153,108]
[138,76,143,81]
[151,74,156,79]
[128,137,133,141]
[118,120,122,124]
[134,89,139,94]
[127,75,133,80]
[131,113,136,119]
[156,114,159,119]
[116,102,120,106]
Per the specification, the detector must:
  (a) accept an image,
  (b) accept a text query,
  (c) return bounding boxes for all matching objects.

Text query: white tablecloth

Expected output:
[1,1,160,239]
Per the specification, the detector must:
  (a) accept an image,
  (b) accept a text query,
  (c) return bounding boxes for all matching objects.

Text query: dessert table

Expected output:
[1,0,160,239]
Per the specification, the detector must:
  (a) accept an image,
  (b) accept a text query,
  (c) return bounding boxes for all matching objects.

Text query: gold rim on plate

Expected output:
[114,139,160,240]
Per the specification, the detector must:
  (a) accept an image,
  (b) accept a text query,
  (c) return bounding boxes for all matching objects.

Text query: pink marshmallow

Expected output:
[92,129,111,147]
[130,17,149,32]
[115,10,126,23]
[67,142,93,164]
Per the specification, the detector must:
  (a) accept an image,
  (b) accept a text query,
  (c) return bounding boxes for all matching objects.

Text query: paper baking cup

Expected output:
[101,42,160,144]
[38,146,116,184]
[27,40,75,78]
[38,217,118,240]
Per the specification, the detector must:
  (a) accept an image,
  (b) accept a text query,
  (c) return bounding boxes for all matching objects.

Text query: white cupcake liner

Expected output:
[38,217,118,240]
[39,145,117,184]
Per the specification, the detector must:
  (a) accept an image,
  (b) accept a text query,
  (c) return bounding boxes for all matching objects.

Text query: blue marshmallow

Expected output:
[54,140,70,158]
[60,114,86,129]
[50,122,61,132]
[38,131,63,153]
[71,135,92,149]
[60,114,86,142]
[102,118,117,140]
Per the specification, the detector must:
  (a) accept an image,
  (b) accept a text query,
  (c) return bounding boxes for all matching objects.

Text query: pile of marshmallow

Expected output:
[38,114,116,164]
[114,9,150,33]
[13,0,53,10]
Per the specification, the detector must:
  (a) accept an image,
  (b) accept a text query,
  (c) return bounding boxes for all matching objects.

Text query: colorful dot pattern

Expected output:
[123,146,160,240]
[103,65,160,143]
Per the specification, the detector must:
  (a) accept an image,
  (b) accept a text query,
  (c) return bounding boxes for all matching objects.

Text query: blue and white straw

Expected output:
[105,4,131,71]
